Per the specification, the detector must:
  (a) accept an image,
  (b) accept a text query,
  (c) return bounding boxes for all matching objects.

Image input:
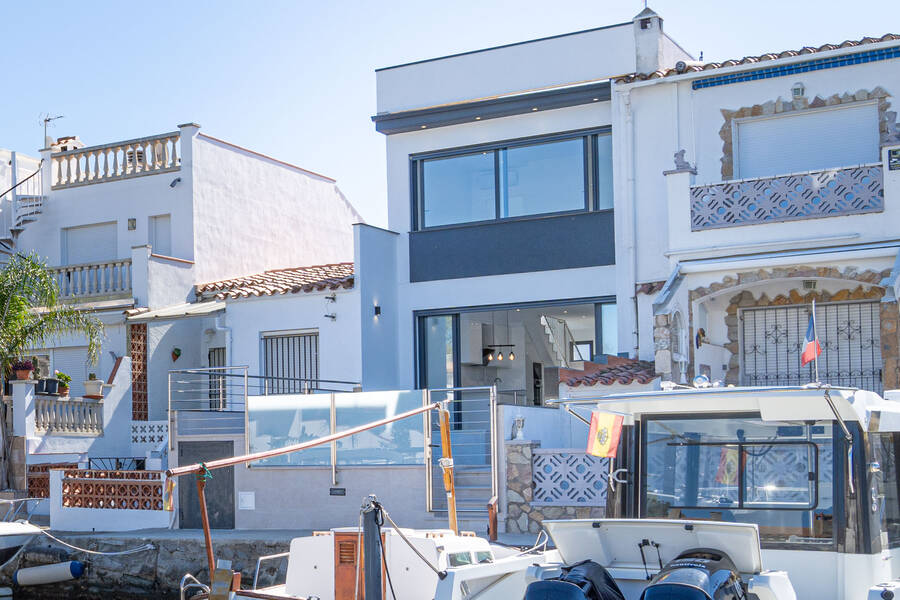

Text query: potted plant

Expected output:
[84,373,104,398]
[55,370,72,397]
[12,359,34,380]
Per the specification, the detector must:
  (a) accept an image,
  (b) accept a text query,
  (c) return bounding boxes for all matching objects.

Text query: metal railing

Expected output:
[50,259,132,299]
[541,315,586,368]
[51,131,181,189]
[424,386,498,514]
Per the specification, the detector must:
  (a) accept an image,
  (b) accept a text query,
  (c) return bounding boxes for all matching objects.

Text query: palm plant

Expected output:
[0,252,103,488]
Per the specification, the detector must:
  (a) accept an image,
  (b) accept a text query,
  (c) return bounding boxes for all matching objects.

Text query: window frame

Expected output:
[410,127,612,232]
[260,329,320,394]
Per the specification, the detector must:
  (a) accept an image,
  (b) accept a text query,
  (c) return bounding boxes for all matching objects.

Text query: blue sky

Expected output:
[2,1,898,226]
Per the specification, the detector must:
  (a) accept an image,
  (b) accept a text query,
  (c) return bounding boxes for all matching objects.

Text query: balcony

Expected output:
[34,396,104,436]
[50,259,132,300]
[50,131,181,190]
[689,163,884,231]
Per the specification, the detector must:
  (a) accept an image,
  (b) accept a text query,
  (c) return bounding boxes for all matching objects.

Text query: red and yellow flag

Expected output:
[586,412,623,458]
[163,477,176,512]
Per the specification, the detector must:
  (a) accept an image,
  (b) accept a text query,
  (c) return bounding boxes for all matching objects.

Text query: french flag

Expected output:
[801,312,821,367]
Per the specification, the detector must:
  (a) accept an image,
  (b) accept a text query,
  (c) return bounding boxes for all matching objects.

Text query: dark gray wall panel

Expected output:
[409,211,614,282]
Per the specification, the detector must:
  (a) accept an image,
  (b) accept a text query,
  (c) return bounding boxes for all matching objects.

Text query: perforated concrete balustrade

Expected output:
[50,131,181,189]
[690,164,884,230]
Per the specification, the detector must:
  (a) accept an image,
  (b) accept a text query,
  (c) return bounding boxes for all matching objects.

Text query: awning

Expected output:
[125,301,224,323]
[555,385,900,432]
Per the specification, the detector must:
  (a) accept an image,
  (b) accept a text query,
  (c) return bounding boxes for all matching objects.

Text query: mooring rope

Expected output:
[379,506,445,579]
[38,529,155,556]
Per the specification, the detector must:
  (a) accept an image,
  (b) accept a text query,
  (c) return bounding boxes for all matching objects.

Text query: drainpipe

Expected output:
[618,89,640,358]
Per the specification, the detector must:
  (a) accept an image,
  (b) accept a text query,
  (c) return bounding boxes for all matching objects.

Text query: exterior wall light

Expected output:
[374,305,381,316]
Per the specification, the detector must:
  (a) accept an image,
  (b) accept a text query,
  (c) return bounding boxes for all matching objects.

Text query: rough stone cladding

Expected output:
[719,88,897,180]
[505,442,603,535]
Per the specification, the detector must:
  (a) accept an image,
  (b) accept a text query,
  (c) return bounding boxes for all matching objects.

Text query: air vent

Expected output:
[802,280,817,290]
[338,541,356,564]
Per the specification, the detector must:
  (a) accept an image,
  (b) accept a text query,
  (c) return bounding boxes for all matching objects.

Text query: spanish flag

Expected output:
[163,477,176,512]
[586,412,623,458]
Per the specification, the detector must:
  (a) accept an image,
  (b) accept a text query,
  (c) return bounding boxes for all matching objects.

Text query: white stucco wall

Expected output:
[375,22,635,114]
[147,319,204,421]
[189,134,361,284]
[224,288,362,387]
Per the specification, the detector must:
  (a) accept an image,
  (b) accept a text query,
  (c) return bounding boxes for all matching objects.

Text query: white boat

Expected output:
[178,385,900,600]
[0,499,45,568]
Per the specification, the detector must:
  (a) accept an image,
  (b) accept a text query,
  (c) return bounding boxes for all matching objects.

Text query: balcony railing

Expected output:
[690,163,884,231]
[51,131,181,189]
[34,396,103,435]
[60,469,163,510]
[51,259,132,299]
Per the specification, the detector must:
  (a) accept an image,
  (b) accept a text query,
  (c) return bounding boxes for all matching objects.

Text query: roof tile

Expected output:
[196,263,354,300]
[560,356,657,387]
[617,33,900,82]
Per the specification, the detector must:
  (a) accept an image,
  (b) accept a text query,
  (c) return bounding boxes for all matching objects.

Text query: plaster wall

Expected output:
[375,23,634,114]
[354,224,400,390]
[17,160,193,267]
[190,135,361,284]
[224,289,362,386]
[147,319,204,421]
[623,55,900,283]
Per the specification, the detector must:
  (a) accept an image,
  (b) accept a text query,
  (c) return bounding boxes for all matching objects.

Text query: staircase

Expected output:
[540,315,585,370]
[1,156,45,252]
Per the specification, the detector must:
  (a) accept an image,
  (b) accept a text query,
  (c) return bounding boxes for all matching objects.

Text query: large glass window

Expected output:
[872,433,900,548]
[644,417,834,546]
[500,138,585,218]
[421,152,495,228]
[415,130,611,229]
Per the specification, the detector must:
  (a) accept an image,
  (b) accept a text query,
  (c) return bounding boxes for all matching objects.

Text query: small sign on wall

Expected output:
[889,148,900,171]
[238,491,255,510]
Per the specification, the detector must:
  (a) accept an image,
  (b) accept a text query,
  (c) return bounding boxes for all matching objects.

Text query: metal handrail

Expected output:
[179,573,209,600]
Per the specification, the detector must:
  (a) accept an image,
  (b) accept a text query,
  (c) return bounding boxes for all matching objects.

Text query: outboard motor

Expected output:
[641,549,745,600]
[524,560,625,600]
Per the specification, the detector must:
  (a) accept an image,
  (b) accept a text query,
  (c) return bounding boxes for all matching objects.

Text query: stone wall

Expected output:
[505,441,603,535]
[883,301,900,390]
[2,530,292,599]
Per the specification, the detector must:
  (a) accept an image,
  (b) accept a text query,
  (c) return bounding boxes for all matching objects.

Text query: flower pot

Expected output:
[58,384,70,397]
[14,370,33,381]
[83,380,104,397]
[42,379,59,395]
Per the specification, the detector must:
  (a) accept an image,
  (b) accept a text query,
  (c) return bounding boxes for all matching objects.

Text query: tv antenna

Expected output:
[40,113,64,148]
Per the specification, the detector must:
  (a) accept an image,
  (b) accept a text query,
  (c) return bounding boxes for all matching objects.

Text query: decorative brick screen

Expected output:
[61,469,164,510]
[27,462,78,498]
[130,323,148,421]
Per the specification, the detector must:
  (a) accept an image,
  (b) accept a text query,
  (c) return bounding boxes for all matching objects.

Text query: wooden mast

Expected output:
[438,407,459,535]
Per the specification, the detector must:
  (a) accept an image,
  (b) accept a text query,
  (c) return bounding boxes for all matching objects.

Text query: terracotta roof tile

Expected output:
[196,263,354,300]
[560,356,657,387]
[617,33,900,82]
[636,281,666,295]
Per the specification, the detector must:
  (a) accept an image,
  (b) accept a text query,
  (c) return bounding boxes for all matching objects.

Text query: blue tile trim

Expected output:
[692,46,900,90]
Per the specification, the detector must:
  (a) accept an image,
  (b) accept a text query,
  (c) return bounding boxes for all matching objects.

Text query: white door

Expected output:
[63,222,117,265]
[149,214,172,256]
[740,301,882,393]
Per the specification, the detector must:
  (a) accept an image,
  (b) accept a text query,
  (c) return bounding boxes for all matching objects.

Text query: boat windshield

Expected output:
[643,416,834,547]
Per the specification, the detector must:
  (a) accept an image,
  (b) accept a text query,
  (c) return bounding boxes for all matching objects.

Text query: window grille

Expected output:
[740,301,882,393]
[262,331,319,394]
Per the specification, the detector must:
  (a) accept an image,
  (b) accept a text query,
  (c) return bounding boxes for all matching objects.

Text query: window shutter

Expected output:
[735,103,879,179]
[64,222,117,265]
[53,347,89,397]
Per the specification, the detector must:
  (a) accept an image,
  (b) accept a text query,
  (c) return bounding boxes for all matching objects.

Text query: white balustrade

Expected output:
[50,131,181,189]
[34,396,104,435]
[51,259,132,299]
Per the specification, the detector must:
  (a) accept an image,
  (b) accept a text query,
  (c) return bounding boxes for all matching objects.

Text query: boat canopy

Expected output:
[556,386,900,433]
[542,519,763,575]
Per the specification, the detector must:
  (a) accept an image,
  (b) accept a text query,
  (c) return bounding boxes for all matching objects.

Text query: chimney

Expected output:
[633,7,664,75]
[51,136,85,153]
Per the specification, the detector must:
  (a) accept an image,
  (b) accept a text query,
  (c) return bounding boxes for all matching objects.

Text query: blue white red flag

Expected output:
[801,312,821,367]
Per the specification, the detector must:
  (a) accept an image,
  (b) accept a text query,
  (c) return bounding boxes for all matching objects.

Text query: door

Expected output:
[178,441,235,529]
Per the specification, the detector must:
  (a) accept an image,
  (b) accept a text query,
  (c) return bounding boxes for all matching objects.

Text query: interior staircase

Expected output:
[540,314,585,370]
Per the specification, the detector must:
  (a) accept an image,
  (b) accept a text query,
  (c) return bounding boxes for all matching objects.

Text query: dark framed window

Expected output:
[262,331,319,394]
[411,129,613,230]
[571,341,593,362]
